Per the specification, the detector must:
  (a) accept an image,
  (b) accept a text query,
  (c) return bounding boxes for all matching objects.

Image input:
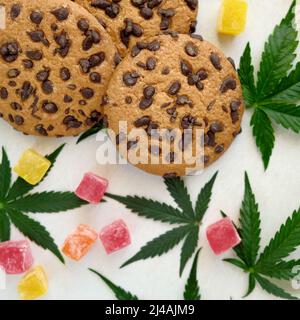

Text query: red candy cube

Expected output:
[62,224,98,261]
[100,220,131,254]
[0,240,34,274]
[206,217,241,255]
[75,172,108,204]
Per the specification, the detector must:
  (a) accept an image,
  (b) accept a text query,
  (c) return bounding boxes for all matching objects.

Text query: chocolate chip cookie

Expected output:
[0,0,118,137]
[72,0,198,56]
[105,33,244,177]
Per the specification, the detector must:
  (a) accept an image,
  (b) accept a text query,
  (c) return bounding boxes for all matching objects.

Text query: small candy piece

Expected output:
[100,219,131,254]
[75,172,108,204]
[62,224,98,261]
[0,240,33,274]
[206,217,241,255]
[18,266,48,300]
[13,149,51,185]
[218,0,248,35]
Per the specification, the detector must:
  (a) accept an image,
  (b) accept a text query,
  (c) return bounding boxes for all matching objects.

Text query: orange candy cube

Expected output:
[62,224,98,261]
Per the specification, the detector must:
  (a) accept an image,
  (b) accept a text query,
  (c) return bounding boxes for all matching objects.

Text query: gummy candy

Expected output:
[14,149,51,185]
[62,224,98,261]
[18,266,48,300]
[0,240,33,274]
[218,0,248,35]
[75,172,108,204]
[100,220,131,254]
[206,217,241,255]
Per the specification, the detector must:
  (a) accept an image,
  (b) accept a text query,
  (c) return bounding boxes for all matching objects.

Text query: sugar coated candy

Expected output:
[100,220,131,254]
[0,240,33,274]
[18,266,48,300]
[14,149,51,185]
[62,224,98,261]
[206,217,241,255]
[218,0,248,35]
[75,172,108,204]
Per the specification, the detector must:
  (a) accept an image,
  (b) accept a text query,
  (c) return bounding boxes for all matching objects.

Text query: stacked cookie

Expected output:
[0,0,244,176]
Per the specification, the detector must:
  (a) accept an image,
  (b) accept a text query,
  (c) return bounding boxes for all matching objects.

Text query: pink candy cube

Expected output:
[100,220,131,254]
[75,172,108,204]
[206,217,241,255]
[0,240,34,274]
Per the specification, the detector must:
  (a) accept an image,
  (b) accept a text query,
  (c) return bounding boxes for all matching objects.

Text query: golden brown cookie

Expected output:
[105,33,244,177]
[0,0,118,137]
[72,0,198,56]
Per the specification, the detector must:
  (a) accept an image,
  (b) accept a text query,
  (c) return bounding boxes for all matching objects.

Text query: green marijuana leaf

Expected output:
[106,172,218,276]
[76,121,106,144]
[184,249,201,300]
[238,0,300,169]
[89,269,139,300]
[0,145,87,262]
[224,172,300,299]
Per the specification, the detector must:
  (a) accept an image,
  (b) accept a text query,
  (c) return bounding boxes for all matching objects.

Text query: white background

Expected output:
[1,0,300,300]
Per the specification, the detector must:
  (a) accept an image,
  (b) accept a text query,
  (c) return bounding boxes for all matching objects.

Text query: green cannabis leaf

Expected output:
[106,172,218,276]
[0,145,87,263]
[238,0,300,169]
[76,121,106,144]
[89,250,201,300]
[224,172,300,299]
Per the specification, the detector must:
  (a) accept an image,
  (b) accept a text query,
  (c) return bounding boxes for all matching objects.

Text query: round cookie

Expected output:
[105,33,244,177]
[72,0,198,56]
[0,0,118,137]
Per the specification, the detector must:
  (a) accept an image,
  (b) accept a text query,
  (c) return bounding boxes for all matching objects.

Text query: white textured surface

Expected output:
[1,0,300,300]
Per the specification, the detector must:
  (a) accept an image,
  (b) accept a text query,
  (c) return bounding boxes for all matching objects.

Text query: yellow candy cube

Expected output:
[18,266,48,300]
[218,0,248,35]
[14,149,51,185]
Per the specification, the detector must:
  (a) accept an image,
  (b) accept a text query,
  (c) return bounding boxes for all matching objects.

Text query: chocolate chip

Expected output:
[14,115,24,125]
[10,4,21,20]
[196,81,204,91]
[19,81,34,101]
[35,124,48,136]
[26,50,42,60]
[139,98,153,110]
[143,86,155,99]
[140,6,153,19]
[207,100,216,111]
[185,42,198,57]
[197,69,208,80]
[79,100,87,106]
[8,81,16,87]
[168,81,181,95]
[77,18,90,32]
[205,131,216,147]
[67,84,77,90]
[146,57,157,70]
[230,100,241,111]
[134,116,151,127]
[146,121,159,136]
[227,57,236,69]
[220,77,237,93]
[42,80,53,94]
[0,41,20,63]
[51,7,69,21]
[180,60,192,76]
[162,67,170,75]
[89,72,101,83]
[80,88,94,99]
[0,87,8,99]
[64,95,73,103]
[147,40,160,51]
[215,145,224,154]
[166,152,175,163]
[185,0,198,10]
[189,20,197,33]
[22,59,33,69]
[123,71,140,86]
[42,101,58,113]
[36,69,50,82]
[54,31,71,57]
[116,132,126,145]
[127,140,138,150]
[177,95,192,106]
[187,73,198,85]
[11,102,21,110]
[190,34,203,41]
[27,30,49,46]
[30,11,43,24]
[231,111,239,124]
[60,67,71,81]
[63,115,82,129]
[51,23,58,31]
[210,121,224,133]
[7,68,20,78]
[125,96,132,104]
[210,53,222,70]
[163,172,177,179]
[114,52,122,65]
